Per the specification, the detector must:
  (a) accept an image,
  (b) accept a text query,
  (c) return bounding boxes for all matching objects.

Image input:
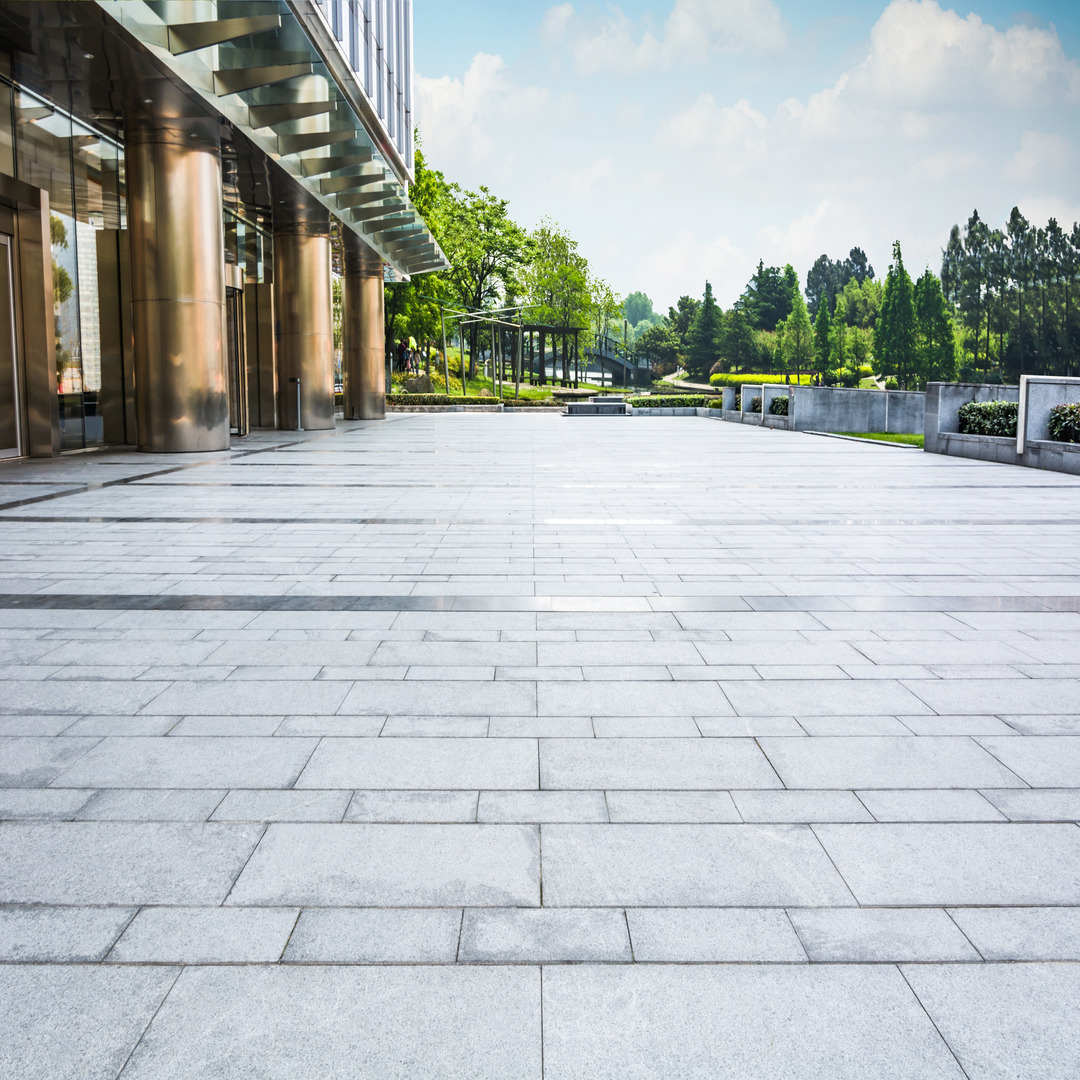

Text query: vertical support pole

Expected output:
[515,323,522,400]
[127,115,228,452]
[440,308,449,394]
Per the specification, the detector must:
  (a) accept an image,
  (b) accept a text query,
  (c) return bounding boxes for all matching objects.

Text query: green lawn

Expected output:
[838,432,924,448]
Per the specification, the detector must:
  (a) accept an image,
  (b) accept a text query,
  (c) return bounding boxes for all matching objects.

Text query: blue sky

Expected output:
[414,1,1080,311]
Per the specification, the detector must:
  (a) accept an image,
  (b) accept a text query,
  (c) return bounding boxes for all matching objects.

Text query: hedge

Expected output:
[769,395,789,416]
[628,395,713,408]
[1049,403,1080,443]
[709,372,812,387]
[957,399,1018,437]
[387,394,562,407]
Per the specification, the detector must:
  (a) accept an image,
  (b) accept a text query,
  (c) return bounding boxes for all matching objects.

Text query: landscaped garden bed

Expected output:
[957,399,1019,437]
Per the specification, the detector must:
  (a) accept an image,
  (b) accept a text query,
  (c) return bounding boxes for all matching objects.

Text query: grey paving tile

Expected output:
[605,790,741,823]
[904,677,1080,715]
[627,907,807,961]
[722,680,932,716]
[591,715,700,737]
[981,788,1080,821]
[488,716,594,737]
[542,965,964,1080]
[381,714,490,736]
[345,790,478,822]
[0,787,95,819]
[542,824,855,906]
[0,965,179,1080]
[902,964,1080,1080]
[539,681,733,717]
[340,679,536,715]
[0,714,78,736]
[75,788,226,821]
[947,907,1080,959]
[0,905,135,961]
[795,714,912,735]
[459,907,631,963]
[118,966,539,1080]
[901,713,1018,736]
[759,736,1025,789]
[108,906,299,963]
[478,790,607,822]
[538,641,703,666]
[274,714,386,736]
[0,736,99,786]
[999,714,1080,735]
[228,823,539,906]
[60,715,178,736]
[142,680,349,715]
[732,790,873,823]
[0,821,263,904]
[975,735,1080,787]
[815,823,1080,905]
[297,738,536,790]
[166,714,284,736]
[53,736,318,789]
[211,789,351,822]
[695,714,805,736]
[789,907,979,961]
[857,789,1005,821]
[283,907,462,963]
[0,680,171,715]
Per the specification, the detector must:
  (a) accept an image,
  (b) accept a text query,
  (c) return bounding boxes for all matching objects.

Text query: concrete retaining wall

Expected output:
[924,378,1080,475]
[788,385,923,435]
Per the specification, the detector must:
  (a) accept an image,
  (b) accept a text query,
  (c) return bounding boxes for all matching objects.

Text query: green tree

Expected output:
[636,321,680,376]
[721,304,756,373]
[743,260,794,331]
[813,302,831,369]
[914,269,959,385]
[875,241,917,388]
[667,295,700,352]
[828,294,850,374]
[623,290,653,327]
[781,288,814,381]
[685,280,722,379]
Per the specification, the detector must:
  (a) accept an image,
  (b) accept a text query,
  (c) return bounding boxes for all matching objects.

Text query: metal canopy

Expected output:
[97,0,449,278]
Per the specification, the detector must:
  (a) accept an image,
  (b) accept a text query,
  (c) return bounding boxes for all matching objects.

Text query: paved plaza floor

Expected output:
[1,412,1079,1077]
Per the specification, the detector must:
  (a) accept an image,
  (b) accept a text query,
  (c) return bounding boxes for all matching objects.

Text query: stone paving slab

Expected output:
[2,415,1080,1075]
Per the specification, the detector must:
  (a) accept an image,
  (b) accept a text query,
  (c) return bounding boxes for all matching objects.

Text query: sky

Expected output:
[412,0,1080,315]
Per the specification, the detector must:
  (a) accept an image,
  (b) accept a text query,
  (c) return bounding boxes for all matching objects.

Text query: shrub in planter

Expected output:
[707,399,725,409]
[957,399,1018,437]
[751,396,762,413]
[628,394,712,408]
[1048,403,1080,443]
[769,395,789,416]
[734,394,741,410]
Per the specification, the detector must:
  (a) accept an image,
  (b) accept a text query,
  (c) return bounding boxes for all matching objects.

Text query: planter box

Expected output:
[388,404,504,413]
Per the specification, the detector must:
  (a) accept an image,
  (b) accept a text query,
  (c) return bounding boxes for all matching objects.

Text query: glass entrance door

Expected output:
[0,234,20,459]
[226,286,248,437]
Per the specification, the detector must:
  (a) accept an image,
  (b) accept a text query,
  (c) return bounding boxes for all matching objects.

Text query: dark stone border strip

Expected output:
[0,594,1075,613]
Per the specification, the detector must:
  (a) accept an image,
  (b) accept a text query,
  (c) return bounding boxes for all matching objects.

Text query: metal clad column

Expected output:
[359,270,386,419]
[126,116,229,452]
[342,232,384,420]
[274,224,334,430]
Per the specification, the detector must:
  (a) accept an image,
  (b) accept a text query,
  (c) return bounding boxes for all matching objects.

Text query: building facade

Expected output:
[0,0,444,458]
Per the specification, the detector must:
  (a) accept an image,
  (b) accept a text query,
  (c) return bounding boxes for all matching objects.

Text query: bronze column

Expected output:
[273,221,334,430]
[126,116,229,452]
[342,231,385,420]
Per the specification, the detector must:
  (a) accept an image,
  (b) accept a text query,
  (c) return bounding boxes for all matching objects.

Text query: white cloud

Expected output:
[1003,131,1073,184]
[543,0,788,75]
[849,0,1080,110]
[414,0,1080,312]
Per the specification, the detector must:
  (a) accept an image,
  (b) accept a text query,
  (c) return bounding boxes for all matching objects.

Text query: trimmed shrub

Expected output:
[734,394,741,410]
[707,399,725,409]
[957,399,1019,437]
[628,394,713,408]
[751,396,762,413]
[387,394,562,407]
[1048,403,1080,443]
[710,372,812,387]
[769,395,789,416]
[884,377,899,390]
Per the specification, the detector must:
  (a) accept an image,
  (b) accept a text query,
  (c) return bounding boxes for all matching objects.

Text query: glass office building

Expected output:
[0,1,443,458]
